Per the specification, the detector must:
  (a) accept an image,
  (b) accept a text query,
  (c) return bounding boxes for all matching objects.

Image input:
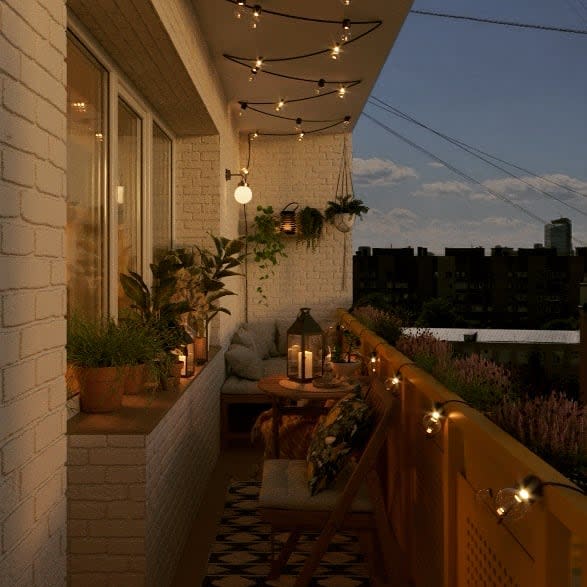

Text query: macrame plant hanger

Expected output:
[335,135,355,289]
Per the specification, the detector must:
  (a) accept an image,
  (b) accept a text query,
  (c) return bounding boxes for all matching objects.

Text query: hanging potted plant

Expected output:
[325,135,369,233]
[296,206,324,251]
[324,194,369,233]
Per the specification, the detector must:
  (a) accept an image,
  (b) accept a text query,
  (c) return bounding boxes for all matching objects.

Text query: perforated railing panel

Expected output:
[457,475,534,587]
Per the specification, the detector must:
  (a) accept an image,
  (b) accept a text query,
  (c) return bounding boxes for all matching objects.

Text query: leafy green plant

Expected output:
[247,206,287,304]
[296,206,324,251]
[324,194,369,222]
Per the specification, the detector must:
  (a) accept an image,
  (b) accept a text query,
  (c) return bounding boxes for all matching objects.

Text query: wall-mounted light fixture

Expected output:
[225,168,252,204]
[422,399,469,436]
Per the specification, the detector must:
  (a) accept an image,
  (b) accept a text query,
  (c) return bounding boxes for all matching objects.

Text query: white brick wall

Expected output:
[0,1,68,586]
[67,351,224,587]
[241,133,353,325]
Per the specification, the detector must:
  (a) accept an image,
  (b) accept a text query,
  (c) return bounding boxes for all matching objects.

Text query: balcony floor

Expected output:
[172,447,264,586]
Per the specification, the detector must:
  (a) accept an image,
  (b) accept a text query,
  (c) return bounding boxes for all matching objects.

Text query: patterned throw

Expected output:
[203,481,369,587]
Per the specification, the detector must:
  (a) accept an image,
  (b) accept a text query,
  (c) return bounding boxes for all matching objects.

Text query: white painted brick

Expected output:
[1,221,35,255]
[21,55,65,111]
[68,465,106,485]
[38,0,66,27]
[0,109,48,158]
[69,436,107,449]
[48,16,66,55]
[21,190,65,226]
[36,97,65,136]
[20,436,66,495]
[34,225,63,257]
[2,78,37,123]
[1,427,35,473]
[35,158,64,196]
[50,258,66,285]
[0,181,21,217]
[2,357,37,402]
[21,318,66,358]
[0,35,22,79]
[107,436,145,448]
[47,135,66,170]
[34,471,62,521]
[1,4,37,59]
[3,291,36,326]
[35,288,63,320]
[67,448,89,466]
[0,329,21,366]
[34,35,64,80]
[0,388,48,439]
[0,473,19,520]
[34,407,64,451]
[1,146,36,187]
[3,0,50,40]
[2,497,35,552]
[32,530,66,585]
[47,495,66,537]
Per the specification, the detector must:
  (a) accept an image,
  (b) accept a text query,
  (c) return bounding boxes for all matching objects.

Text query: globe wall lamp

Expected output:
[225,168,252,204]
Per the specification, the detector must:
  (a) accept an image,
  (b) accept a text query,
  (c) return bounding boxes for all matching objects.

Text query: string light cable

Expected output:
[362,111,587,246]
[368,97,587,216]
[409,9,587,36]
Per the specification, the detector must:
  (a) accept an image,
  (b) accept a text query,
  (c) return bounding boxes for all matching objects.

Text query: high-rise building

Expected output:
[545,217,572,255]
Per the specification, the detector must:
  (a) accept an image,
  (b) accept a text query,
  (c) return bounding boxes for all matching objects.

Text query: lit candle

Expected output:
[297,350,313,379]
[178,354,187,377]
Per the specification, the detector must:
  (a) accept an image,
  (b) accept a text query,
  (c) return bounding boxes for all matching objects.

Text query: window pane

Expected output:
[117,99,142,311]
[152,123,172,263]
[66,35,107,318]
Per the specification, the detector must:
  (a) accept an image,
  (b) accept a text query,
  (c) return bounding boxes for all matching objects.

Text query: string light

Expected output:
[491,475,585,523]
[338,86,347,98]
[341,0,351,5]
[234,0,245,19]
[250,131,259,140]
[340,19,352,43]
[255,57,263,68]
[343,115,351,125]
[422,400,469,436]
[330,43,342,59]
[315,79,326,95]
[248,67,258,82]
[295,118,302,132]
[238,102,248,116]
[275,98,285,112]
[250,4,261,28]
[383,361,414,391]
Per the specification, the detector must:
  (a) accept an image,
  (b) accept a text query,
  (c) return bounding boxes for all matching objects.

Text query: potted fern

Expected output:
[324,194,369,233]
[296,206,324,251]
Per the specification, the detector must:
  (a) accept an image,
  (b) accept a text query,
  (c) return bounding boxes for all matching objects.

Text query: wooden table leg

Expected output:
[272,397,280,458]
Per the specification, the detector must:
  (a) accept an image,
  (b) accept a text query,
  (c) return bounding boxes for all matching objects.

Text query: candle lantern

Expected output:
[286,307,324,383]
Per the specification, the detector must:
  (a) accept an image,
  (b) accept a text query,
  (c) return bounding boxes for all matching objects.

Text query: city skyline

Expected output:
[352,0,587,254]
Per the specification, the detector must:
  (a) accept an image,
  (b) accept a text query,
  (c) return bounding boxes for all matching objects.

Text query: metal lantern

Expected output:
[279,202,298,235]
[286,307,324,382]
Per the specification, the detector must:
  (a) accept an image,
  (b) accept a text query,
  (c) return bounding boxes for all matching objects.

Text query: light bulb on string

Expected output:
[255,57,263,69]
[248,67,258,82]
[340,0,351,5]
[495,476,541,523]
[275,99,285,112]
[295,118,302,132]
[250,131,259,140]
[340,19,352,43]
[338,86,347,99]
[422,408,443,436]
[330,44,342,60]
[250,4,261,29]
[315,79,326,95]
[234,0,245,19]
[297,132,304,142]
[238,102,248,116]
[343,115,351,125]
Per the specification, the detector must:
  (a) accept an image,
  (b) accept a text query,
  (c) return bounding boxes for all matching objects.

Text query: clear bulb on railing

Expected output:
[494,487,533,522]
[422,409,443,436]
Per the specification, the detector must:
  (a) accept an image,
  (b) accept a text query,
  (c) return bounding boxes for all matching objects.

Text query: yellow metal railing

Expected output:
[337,309,587,587]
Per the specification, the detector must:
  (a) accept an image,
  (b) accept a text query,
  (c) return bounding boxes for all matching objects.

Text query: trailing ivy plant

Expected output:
[247,205,287,304]
[296,206,324,251]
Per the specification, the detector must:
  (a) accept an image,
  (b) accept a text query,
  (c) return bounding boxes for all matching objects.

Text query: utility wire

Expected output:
[368,97,587,217]
[409,9,587,36]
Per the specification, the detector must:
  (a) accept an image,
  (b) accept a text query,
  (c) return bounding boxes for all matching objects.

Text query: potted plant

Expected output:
[296,206,324,251]
[247,206,287,304]
[324,194,369,233]
[328,327,362,380]
[177,235,247,362]
[67,315,132,412]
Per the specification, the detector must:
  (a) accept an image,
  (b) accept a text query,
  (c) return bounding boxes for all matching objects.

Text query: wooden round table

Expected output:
[257,375,352,458]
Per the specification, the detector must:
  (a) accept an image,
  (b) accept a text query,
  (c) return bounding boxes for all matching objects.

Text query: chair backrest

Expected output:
[329,378,395,524]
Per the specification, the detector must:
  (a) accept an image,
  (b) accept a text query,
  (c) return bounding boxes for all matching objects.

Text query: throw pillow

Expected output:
[306,391,373,495]
[231,326,262,359]
[246,321,278,358]
[224,344,264,380]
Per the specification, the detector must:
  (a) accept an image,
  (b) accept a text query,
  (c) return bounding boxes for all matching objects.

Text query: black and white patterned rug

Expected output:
[203,481,370,586]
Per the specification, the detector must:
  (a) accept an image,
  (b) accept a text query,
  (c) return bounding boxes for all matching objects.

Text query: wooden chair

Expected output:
[258,378,406,587]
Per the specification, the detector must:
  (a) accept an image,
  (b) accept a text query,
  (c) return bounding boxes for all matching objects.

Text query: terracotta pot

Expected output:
[78,366,126,413]
[66,363,81,397]
[123,363,147,395]
[331,361,360,380]
[194,336,208,364]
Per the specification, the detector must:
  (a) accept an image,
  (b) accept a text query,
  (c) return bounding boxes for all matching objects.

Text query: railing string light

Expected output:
[422,399,469,436]
[384,361,415,391]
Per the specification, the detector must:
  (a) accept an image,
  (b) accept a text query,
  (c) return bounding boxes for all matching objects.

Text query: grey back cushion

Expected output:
[224,344,264,380]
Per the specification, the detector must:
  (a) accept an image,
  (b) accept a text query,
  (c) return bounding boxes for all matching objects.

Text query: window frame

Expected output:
[67,15,176,318]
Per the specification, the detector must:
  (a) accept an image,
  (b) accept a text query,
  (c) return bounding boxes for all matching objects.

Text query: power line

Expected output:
[409,9,587,36]
[368,97,587,217]
[362,111,587,245]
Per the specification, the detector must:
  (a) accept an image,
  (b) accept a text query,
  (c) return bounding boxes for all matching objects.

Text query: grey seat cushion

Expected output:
[221,358,287,394]
[259,459,373,513]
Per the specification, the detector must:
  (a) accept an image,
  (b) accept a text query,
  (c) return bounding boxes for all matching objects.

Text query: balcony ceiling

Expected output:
[191,0,413,135]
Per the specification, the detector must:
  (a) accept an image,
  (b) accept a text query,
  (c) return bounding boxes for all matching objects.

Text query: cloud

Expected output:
[428,162,445,168]
[413,181,472,198]
[352,157,418,187]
